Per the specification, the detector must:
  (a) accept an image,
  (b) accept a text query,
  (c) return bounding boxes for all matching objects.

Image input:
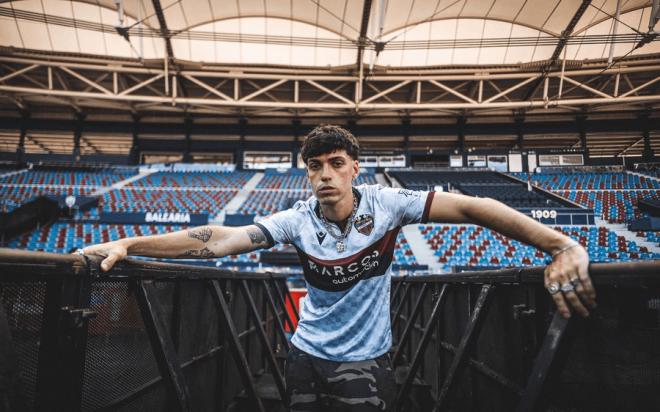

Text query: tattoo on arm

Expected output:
[246,226,267,246]
[187,227,212,243]
[177,247,216,259]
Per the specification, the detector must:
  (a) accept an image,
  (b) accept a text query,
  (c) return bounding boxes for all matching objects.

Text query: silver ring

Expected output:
[547,282,561,295]
[561,282,575,293]
[76,248,85,255]
[569,277,580,286]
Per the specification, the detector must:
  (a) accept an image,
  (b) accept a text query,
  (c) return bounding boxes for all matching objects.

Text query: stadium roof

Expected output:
[0,0,658,66]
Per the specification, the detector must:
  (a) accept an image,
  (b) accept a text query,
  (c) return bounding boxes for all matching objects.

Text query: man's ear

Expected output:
[353,159,359,180]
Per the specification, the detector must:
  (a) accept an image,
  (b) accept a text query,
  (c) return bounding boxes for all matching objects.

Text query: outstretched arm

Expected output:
[427,192,596,318]
[80,225,270,272]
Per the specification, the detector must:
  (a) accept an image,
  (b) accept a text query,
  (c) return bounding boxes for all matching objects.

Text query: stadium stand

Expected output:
[419,224,658,270]
[391,169,565,208]
[0,169,135,186]
[0,185,98,213]
[238,190,313,215]
[128,171,254,188]
[515,171,660,190]
[100,188,237,215]
[555,190,658,223]
[390,170,505,190]
[457,184,562,208]
[8,223,187,253]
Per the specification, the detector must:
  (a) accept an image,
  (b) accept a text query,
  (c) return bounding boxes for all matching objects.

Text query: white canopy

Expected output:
[0,0,658,67]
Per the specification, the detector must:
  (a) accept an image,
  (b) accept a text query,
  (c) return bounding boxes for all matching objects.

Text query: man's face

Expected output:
[306,150,359,206]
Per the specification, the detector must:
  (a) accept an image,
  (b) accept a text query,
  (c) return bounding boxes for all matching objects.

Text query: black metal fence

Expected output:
[390,262,660,412]
[0,248,658,412]
[0,248,296,412]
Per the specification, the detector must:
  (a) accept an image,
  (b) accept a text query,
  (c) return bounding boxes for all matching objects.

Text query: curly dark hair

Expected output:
[301,125,360,164]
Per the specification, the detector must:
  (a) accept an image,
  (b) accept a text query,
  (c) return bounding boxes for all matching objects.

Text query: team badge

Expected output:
[316,231,327,245]
[354,214,374,236]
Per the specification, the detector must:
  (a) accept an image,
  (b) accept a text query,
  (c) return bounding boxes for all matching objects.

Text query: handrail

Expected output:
[394,260,660,284]
[0,247,290,280]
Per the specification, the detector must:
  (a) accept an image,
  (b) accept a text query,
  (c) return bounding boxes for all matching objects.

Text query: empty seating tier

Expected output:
[0,185,97,213]
[130,171,254,188]
[419,224,658,270]
[391,170,506,190]
[238,190,313,215]
[0,170,134,186]
[458,184,563,208]
[513,171,660,190]
[555,190,659,223]
[101,188,237,215]
[9,223,187,253]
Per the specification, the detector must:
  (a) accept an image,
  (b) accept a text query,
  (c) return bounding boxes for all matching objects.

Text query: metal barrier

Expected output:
[0,248,658,411]
[390,261,660,412]
[0,248,297,412]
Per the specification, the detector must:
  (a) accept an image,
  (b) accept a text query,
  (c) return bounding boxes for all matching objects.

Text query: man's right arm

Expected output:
[80,225,270,272]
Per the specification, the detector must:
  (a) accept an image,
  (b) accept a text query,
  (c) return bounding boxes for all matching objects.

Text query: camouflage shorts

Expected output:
[285,345,395,412]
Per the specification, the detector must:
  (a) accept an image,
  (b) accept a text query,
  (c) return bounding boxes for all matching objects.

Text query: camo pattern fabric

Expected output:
[285,344,396,412]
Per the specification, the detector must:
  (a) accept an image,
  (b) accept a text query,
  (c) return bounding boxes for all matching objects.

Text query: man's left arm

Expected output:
[426,192,596,319]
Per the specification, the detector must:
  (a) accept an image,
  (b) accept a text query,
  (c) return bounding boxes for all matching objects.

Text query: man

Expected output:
[82,125,596,411]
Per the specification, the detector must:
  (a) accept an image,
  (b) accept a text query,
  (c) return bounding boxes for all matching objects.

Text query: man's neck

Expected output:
[320,191,355,228]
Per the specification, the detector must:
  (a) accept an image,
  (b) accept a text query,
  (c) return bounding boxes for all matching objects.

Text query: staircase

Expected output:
[212,173,264,224]
[595,217,660,254]
[401,225,443,272]
[627,170,660,183]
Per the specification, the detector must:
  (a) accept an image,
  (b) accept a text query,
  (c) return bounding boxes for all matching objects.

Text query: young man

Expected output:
[81,125,596,411]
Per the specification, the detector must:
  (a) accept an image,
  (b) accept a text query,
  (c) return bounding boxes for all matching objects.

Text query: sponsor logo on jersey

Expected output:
[354,214,374,236]
[316,231,327,245]
[295,228,399,291]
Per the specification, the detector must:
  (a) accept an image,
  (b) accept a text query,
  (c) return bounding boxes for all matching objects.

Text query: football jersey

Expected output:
[257,184,434,361]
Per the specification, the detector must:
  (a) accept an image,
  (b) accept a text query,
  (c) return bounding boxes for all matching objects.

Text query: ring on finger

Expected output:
[569,277,580,286]
[76,248,85,255]
[547,282,561,295]
[560,282,575,293]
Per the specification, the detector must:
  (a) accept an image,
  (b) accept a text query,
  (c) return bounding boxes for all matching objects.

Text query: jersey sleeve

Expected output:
[376,186,435,227]
[254,203,305,246]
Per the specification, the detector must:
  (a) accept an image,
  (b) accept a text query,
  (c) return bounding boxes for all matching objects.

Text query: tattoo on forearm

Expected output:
[187,227,212,243]
[246,227,267,245]
[177,247,216,259]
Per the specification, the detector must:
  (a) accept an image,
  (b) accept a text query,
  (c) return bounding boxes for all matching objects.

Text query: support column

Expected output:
[515,114,528,172]
[237,117,247,170]
[576,113,589,163]
[72,112,86,162]
[640,111,654,162]
[457,116,466,165]
[129,114,141,165]
[16,110,29,165]
[292,119,301,168]
[402,118,411,167]
[183,115,192,163]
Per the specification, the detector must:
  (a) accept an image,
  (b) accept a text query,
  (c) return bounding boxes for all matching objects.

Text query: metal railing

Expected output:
[0,248,297,412]
[0,248,658,411]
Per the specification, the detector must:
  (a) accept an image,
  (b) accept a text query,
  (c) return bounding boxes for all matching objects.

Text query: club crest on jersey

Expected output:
[354,214,374,236]
[316,231,327,245]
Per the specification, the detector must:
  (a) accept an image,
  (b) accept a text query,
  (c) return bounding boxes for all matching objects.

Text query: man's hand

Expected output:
[544,243,597,319]
[78,240,129,272]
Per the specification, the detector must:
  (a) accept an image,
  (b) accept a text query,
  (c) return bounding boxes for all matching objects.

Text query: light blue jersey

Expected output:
[257,184,434,361]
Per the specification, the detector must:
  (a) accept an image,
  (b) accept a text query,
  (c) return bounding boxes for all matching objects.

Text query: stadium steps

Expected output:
[375,173,390,186]
[0,168,29,180]
[212,172,264,224]
[401,225,443,271]
[596,218,660,254]
[90,168,158,197]
[628,170,660,183]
